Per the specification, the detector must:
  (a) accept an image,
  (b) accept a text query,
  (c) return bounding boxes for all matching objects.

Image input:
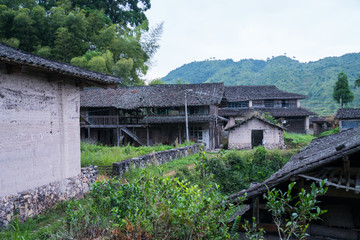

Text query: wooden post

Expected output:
[179,127,182,144]
[252,197,260,224]
[117,127,120,146]
[87,127,90,139]
[146,126,150,146]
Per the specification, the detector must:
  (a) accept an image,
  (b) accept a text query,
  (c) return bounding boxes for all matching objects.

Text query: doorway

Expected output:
[251,130,263,148]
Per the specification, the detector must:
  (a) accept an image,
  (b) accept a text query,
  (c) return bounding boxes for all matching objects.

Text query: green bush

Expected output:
[60,172,239,239]
[317,127,339,137]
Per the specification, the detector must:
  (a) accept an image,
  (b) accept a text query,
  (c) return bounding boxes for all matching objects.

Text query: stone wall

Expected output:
[0,166,98,227]
[113,144,200,177]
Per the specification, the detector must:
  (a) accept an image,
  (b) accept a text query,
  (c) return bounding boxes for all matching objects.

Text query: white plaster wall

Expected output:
[228,118,284,150]
[0,66,81,197]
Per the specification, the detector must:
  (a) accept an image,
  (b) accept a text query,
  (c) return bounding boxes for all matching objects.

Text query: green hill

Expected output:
[162,54,360,115]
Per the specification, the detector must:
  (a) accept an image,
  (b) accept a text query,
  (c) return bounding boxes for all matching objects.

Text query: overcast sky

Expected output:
[144,0,360,80]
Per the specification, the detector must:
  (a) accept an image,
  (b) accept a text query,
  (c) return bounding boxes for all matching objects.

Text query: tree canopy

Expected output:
[333,72,354,108]
[0,0,161,85]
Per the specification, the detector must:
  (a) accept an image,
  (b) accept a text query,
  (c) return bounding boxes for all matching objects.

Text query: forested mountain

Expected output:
[162,54,360,115]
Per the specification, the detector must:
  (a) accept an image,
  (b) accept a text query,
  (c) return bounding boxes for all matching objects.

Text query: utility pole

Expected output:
[184,89,193,143]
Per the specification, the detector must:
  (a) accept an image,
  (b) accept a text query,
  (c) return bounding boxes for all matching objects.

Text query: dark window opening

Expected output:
[264,100,274,108]
[282,100,289,108]
[190,126,203,141]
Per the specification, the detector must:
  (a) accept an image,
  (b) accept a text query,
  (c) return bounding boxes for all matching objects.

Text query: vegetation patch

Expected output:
[81,142,194,167]
[284,131,316,149]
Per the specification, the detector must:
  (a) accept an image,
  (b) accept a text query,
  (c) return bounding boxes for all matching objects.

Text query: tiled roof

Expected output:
[224,115,285,131]
[140,115,217,124]
[219,107,316,117]
[0,43,120,85]
[223,85,306,102]
[335,108,360,119]
[227,126,360,204]
[81,83,225,109]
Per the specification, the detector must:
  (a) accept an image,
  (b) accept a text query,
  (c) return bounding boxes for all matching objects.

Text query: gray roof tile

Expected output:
[81,83,225,109]
[224,85,306,101]
[0,43,121,85]
[335,108,360,119]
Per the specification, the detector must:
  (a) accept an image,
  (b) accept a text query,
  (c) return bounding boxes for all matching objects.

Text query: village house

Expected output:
[309,116,331,135]
[224,115,285,150]
[227,126,360,240]
[335,108,360,131]
[80,83,225,149]
[0,43,119,225]
[219,85,315,134]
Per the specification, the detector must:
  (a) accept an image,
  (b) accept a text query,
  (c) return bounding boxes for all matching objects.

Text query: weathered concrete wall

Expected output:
[113,144,200,177]
[228,118,284,150]
[0,166,98,227]
[0,64,81,197]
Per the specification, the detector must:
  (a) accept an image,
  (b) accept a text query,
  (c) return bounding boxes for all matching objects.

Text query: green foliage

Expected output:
[204,147,295,195]
[0,203,68,240]
[333,72,354,108]
[243,217,265,240]
[317,127,340,137]
[264,180,328,240]
[61,172,239,239]
[0,1,162,85]
[163,55,360,115]
[148,78,165,85]
[81,142,195,167]
[284,131,315,149]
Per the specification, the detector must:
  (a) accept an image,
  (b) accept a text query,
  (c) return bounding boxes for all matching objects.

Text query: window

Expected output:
[190,127,203,140]
[282,100,289,108]
[264,100,274,108]
[189,106,200,115]
[227,101,249,108]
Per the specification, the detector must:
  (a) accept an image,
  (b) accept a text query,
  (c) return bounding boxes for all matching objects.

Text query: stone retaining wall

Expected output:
[113,144,200,177]
[0,166,98,227]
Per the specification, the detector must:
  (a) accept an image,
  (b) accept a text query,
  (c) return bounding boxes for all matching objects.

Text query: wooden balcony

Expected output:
[82,115,143,126]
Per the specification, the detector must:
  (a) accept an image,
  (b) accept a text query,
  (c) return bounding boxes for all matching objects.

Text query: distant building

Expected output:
[309,116,331,135]
[219,85,315,134]
[80,83,225,149]
[224,115,285,150]
[335,108,360,131]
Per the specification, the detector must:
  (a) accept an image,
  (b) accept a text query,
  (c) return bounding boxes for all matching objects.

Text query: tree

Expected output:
[354,74,360,88]
[333,72,354,108]
[148,78,164,85]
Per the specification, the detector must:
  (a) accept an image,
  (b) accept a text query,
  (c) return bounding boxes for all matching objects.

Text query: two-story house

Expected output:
[219,85,315,133]
[80,83,225,149]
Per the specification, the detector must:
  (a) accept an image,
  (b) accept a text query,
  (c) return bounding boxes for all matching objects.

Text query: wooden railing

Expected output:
[85,116,143,125]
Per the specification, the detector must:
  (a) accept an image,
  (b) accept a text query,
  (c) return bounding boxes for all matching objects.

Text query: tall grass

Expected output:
[81,142,195,167]
[284,131,316,149]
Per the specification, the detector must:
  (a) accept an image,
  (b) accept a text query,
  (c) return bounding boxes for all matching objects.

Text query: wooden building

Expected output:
[0,43,118,198]
[224,115,285,150]
[219,85,315,134]
[227,126,360,240]
[80,83,225,149]
[335,108,360,131]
